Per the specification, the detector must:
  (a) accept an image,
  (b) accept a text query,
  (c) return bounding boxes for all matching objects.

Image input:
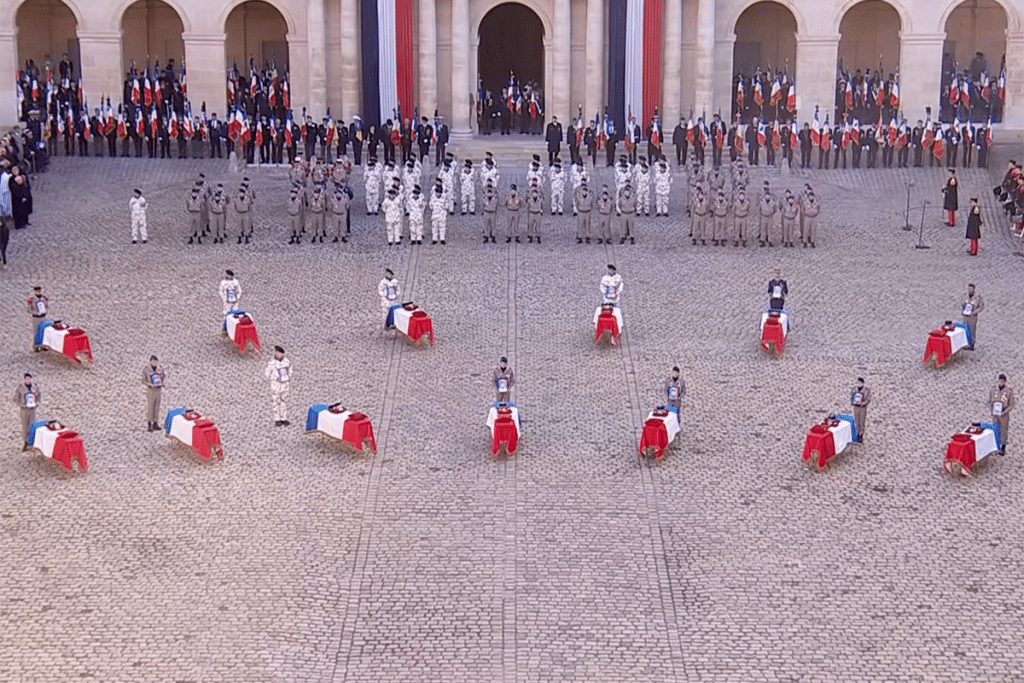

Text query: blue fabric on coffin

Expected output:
[953,320,972,346]
[306,404,329,431]
[981,421,1001,448]
[34,320,52,346]
[385,303,402,329]
[165,406,186,434]
[836,413,858,443]
[28,419,47,445]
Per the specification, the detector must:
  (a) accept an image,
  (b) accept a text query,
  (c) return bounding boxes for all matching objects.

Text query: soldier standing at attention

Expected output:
[364,157,382,215]
[989,373,1014,454]
[711,188,728,247]
[234,185,254,244]
[570,160,588,216]
[768,269,788,310]
[308,186,327,243]
[549,159,565,215]
[664,366,685,415]
[634,157,651,217]
[210,184,228,244]
[460,159,476,215]
[961,283,984,350]
[654,156,671,216]
[129,188,148,245]
[690,185,709,246]
[27,285,49,350]
[219,269,242,315]
[575,182,593,244]
[732,186,750,247]
[378,268,401,323]
[618,183,636,245]
[505,183,523,243]
[780,189,798,248]
[287,184,303,244]
[14,372,41,450]
[383,186,404,246]
[757,182,777,248]
[494,356,514,403]
[482,180,498,243]
[429,181,447,245]
[406,183,425,245]
[526,178,544,244]
[186,185,204,244]
[330,185,350,243]
[142,355,165,433]
[264,345,292,427]
[595,185,614,244]
[802,187,820,248]
[943,168,959,227]
[850,377,871,443]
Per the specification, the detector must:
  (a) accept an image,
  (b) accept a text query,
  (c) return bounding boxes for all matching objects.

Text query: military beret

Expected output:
[274,345,285,354]
[999,373,1007,380]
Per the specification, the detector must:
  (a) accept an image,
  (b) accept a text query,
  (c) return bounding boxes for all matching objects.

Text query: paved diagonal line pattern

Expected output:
[1,152,1022,682]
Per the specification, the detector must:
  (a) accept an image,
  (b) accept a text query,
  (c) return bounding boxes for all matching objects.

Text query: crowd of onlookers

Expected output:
[0,129,38,267]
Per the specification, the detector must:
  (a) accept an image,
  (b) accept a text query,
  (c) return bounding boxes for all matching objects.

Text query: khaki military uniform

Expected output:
[575,186,593,241]
[989,383,1015,452]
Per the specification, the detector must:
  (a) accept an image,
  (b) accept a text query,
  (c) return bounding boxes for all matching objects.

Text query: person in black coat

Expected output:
[965,196,981,255]
[943,168,959,226]
[349,117,364,165]
[977,123,989,169]
[911,120,924,167]
[545,116,562,165]
[673,118,686,166]
[11,172,31,230]
[433,116,449,166]
[417,116,431,162]
[745,116,760,166]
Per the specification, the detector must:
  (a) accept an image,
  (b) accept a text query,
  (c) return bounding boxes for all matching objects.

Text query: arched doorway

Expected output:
[943,0,1008,122]
[478,3,545,133]
[121,1,185,75]
[16,0,78,80]
[733,1,797,123]
[837,0,901,122]
[225,1,288,75]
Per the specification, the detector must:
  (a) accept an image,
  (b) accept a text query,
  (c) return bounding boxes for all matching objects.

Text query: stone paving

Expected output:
[1,144,1023,683]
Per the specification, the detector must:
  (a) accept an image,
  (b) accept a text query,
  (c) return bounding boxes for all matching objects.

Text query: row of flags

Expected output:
[736,70,797,113]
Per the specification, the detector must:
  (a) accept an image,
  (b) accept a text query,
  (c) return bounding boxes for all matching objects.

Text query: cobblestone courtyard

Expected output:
[2,149,1023,682]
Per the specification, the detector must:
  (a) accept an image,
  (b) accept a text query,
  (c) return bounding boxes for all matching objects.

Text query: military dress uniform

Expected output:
[264,347,292,426]
[850,379,871,442]
[664,372,685,414]
[287,186,304,244]
[14,375,41,449]
[505,185,523,243]
[482,181,498,242]
[142,359,165,432]
[570,162,588,215]
[494,362,515,403]
[961,287,984,348]
[27,288,49,349]
[618,184,636,244]
[219,273,242,316]
[378,273,401,321]
[526,181,544,243]
[575,184,593,243]
[989,375,1014,454]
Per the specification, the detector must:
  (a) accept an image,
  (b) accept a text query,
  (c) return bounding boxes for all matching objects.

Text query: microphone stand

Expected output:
[915,199,931,249]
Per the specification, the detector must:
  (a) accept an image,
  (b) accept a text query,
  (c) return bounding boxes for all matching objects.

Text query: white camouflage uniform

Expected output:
[460,164,476,214]
[614,161,632,213]
[407,189,426,242]
[654,160,672,216]
[570,163,588,214]
[383,191,404,244]
[429,187,448,242]
[549,164,566,215]
[633,162,652,216]
[364,161,382,214]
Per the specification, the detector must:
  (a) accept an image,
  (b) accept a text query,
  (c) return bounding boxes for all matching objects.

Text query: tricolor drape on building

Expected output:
[360,0,414,128]
[608,0,663,131]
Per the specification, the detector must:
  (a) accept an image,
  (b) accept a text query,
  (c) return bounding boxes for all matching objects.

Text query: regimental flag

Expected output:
[300,107,307,142]
[786,79,796,113]
[179,62,187,98]
[105,98,115,136]
[986,112,993,147]
[506,73,515,111]
[960,78,971,108]
[933,124,944,160]
[756,119,766,147]
[685,111,694,143]
[922,115,934,148]
[144,69,153,107]
[890,74,899,108]
[696,116,706,148]
[282,76,290,109]
[874,76,885,107]
[734,120,744,155]
[117,109,127,140]
[844,74,854,110]
[963,118,973,147]
[998,61,1006,102]
[575,109,584,147]
[949,72,960,106]
[769,75,782,107]
[284,110,293,148]
[268,116,276,142]
[789,120,798,149]
[76,76,83,106]
[227,68,235,106]
[888,116,898,146]
[625,108,636,153]
[736,79,745,111]
[30,77,39,101]
[753,75,763,107]
[81,108,90,141]
[771,120,781,151]
[325,108,335,146]
[897,119,908,149]
[169,113,178,139]
[850,117,861,146]
[184,111,194,138]
[841,121,850,149]
[810,106,821,147]
[132,74,140,105]
[229,106,243,142]
[716,117,725,149]
[239,110,250,146]
[603,110,613,146]
[149,107,158,138]
[981,67,990,102]
[255,117,263,147]
[820,115,831,150]
[250,60,258,99]
[651,112,662,148]
[476,79,483,118]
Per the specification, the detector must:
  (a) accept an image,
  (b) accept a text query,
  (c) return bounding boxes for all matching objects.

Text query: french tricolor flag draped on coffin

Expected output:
[360,0,415,129]
[607,0,663,136]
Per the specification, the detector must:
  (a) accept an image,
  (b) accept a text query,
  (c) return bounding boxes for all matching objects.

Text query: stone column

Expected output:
[693,0,714,115]
[0,29,18,126]
[795,34,840,121]
[584,0,603,119]
[1002,32,1024,129]
[307,0,327,115]
[77,31,123,113]
[184,33,228,116]
[711,36,733,118]
[419,0,438,115]
[339,0,361,119]
[450,0,470,135]
[899,33,944,122]
[552,0,571,122]
[661,0,683,123]
[289,37,310,114]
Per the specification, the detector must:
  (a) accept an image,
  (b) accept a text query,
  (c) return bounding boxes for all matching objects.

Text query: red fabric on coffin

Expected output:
[191,419,223,460]
[492,416,518,455]
[595,311,619,342]
[342,412,377,452]
[761,320,785,354]
[407,310,434,344]
[923,329,952,367]
[639,418,669,459]
[63,329,92,363]
[234,318,261,353]
[945,433,977,471]
[52,431,87,472]
[802,425,836,469]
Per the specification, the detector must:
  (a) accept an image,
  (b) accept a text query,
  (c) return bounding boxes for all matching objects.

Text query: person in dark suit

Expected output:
[349,116,364,165]
[911,120,924,167]
[709,113,725,168]
[209,113,223,158]
[673,117,687,166]
[417,116,431,162]
[545,115,562,165]
[433,115,449,166]
[745,116,760,166]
